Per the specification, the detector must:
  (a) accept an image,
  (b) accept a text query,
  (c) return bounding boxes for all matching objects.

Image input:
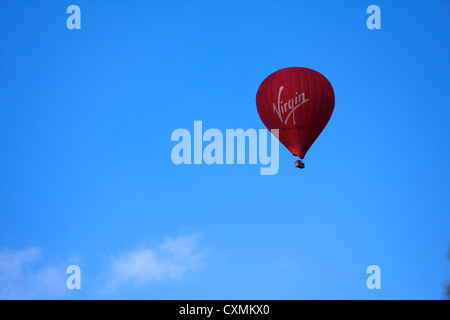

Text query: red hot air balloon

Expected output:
[256,67,335,169]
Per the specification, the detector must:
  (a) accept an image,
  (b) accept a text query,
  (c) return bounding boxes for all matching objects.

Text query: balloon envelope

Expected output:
[256,67,335,159]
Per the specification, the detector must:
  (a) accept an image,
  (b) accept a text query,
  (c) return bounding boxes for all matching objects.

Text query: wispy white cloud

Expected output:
[108,234,205,289]
[0,234,207,298]
[0,248,66,299]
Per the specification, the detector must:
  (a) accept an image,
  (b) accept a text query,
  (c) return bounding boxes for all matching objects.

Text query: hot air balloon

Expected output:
[256,67,335,169]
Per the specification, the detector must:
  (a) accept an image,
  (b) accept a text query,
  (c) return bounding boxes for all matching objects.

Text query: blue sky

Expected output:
[0,0,449,299]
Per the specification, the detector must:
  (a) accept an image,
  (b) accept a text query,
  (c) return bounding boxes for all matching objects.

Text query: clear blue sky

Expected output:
[0,0,449,299]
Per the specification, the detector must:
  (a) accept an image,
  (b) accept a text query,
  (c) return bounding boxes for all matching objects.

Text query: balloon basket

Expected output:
[295,160,305,169]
